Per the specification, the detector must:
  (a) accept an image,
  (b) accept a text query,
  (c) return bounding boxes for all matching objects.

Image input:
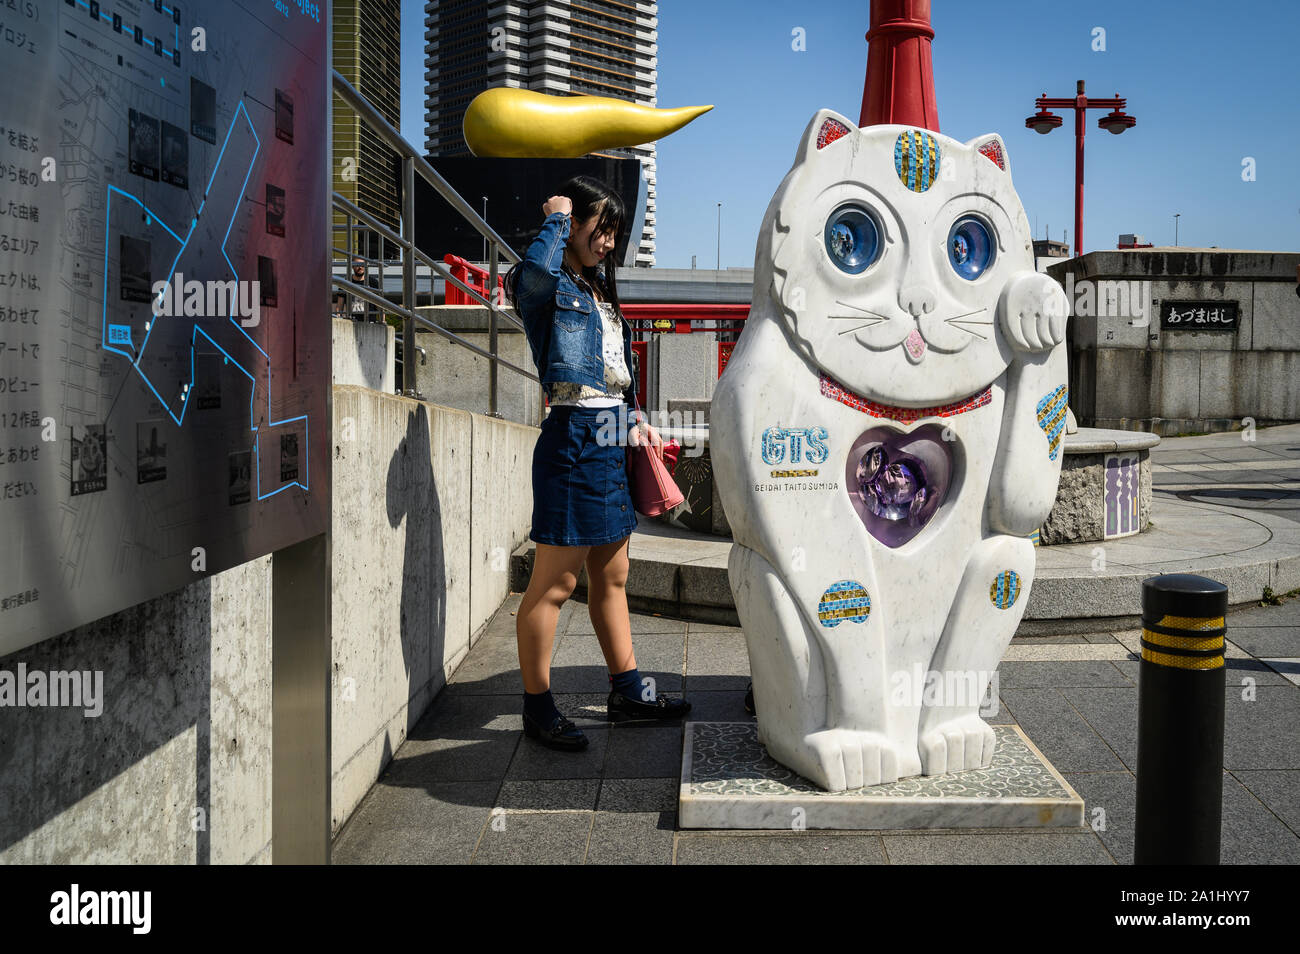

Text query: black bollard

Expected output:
[1134,573,1228,865]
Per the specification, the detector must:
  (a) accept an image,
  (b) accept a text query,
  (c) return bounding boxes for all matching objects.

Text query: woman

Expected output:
[505,175,691,751]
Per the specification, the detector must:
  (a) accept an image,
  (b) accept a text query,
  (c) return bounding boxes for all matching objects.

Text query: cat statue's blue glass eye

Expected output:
[824,205,881,274]
[948,216,994,280]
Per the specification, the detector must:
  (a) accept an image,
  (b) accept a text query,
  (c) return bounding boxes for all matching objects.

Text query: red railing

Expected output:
[443,254,504,305]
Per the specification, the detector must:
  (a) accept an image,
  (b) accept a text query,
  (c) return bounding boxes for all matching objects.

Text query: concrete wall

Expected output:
[411,305,545,424]
[328,386,535,833]
[0,557,274,864]
[652,331,718,413]
[0,332,536,861]
[1049,250,1300,435]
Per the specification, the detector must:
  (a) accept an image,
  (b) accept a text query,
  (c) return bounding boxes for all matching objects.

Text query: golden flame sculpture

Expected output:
[463,87,713,158]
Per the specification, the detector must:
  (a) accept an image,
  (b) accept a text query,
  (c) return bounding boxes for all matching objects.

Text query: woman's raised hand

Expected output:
[543,195,573,217]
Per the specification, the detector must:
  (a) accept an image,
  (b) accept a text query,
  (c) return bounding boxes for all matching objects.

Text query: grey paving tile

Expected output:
[1220,773,1300,864]
[1061,687,1139,771]
[332,779,498,864]
[679,689,754,723]
[1062,771,1136,865]
[997,661,1135,689]
[597,777,678,813]
[553,692,617,728]
[1231,770,1300,835]
[565,608,689,636]
[685,632,751,690]
[675,833,887,865]
[586,811,675,864]
[1226,601,1300,629]
[605,724,685,778]
[496,779,600,812]
[983,695,1018,725]
[1010,634,1091,645]
[999,689,1127,773]
[1224,687,1300,770]
[409,691,523,734]
[686,621,744,635]
[472,811,593,864]
[383,731,521,783]
[332,824,480,865]
[1228,627,1300,659]
[506,726,610,780]
[548,662,618,694]
[1085,632,1129,644]
[446,637,530,694]
[880,831,1113,864]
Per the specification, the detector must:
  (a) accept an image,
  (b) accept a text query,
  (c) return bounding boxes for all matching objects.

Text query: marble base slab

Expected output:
[679,722,1084,830]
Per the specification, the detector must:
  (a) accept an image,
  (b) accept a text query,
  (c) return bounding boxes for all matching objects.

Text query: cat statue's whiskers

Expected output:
[832,300,891,333]
[945,308,993,340]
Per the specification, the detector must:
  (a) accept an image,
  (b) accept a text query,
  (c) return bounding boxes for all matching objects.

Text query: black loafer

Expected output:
[522,711,589,751]
[607,689,692,723]
[743,682,755,716]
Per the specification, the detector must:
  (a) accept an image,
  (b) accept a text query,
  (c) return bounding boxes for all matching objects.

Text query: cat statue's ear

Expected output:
[967,133,1012,177]
[795,109,860,164]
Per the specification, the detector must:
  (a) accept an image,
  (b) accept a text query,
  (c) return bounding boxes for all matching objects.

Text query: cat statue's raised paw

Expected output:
[712,111,1069,792]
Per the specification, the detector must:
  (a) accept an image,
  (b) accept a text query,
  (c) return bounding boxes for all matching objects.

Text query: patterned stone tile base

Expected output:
[679,722,1084,830]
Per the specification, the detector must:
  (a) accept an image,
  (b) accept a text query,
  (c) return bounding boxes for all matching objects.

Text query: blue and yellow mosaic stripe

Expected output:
[1035,385,1069,461]
[818,580,871,627]
[990,570,1022,610]
[894,130,939,193]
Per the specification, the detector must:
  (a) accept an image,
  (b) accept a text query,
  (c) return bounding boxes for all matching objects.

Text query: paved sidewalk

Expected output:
[1149,422,1300,526]
[333,593,1300,865]
[334,425,1300,864]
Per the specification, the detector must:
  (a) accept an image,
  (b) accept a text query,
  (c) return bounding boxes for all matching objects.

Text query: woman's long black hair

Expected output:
[504,174,627,313]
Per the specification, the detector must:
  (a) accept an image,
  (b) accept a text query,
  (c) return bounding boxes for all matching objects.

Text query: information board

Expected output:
[1,0,330,655]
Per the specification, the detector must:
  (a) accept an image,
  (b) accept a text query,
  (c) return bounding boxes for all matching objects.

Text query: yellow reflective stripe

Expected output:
[1141,647,1224,670]
[1155,614,1225,632]
[1142,629,1224,652]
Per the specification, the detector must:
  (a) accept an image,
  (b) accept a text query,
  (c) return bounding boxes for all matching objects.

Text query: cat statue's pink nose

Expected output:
[899,285,936,319]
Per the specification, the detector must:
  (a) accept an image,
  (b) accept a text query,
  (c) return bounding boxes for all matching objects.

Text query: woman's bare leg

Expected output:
[517,542,590,693]
[585,536,637,677]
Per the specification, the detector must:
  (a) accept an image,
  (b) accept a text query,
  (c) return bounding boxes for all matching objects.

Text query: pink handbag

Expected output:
[626,387,685,516]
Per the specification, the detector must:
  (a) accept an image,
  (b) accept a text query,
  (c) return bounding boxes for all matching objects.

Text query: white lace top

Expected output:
[547,300,633,408]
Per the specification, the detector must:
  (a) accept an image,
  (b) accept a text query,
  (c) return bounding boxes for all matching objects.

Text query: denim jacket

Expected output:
[514,211,639,412]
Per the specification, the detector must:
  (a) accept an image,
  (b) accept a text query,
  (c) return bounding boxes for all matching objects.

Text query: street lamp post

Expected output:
[1174,213,1181,247]
[716,202,722,272]
[1025,79,1136,257]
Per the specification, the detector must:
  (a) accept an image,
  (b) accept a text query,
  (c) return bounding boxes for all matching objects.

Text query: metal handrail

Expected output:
[330,70,532,415]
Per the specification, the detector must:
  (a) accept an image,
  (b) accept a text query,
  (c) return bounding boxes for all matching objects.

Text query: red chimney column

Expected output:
[859,0,939,132]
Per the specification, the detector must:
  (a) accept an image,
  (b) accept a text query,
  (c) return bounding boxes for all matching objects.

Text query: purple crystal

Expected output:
[845,425,954,548]
[857,447,928,521]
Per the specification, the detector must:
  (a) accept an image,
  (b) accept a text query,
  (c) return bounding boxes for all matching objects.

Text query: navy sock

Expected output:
[523,689,562,726]
[610,667,651,702]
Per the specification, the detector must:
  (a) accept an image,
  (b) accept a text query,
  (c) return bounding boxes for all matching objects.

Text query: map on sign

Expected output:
[1,0,329,654]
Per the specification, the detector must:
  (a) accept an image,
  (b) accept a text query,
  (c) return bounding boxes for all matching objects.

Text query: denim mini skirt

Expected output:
[530,404,638,547]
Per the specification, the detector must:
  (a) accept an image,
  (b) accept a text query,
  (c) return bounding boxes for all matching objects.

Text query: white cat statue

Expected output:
[711,110,1070,792]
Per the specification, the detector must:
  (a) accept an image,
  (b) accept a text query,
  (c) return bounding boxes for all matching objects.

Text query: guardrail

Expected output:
[330,70,535,415]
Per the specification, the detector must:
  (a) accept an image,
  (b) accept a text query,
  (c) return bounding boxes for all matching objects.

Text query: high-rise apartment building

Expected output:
[424,1,659,266]
[334,0,403,258]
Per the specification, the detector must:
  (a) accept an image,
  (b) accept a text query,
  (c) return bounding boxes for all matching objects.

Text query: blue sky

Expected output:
[400,0,1300,268]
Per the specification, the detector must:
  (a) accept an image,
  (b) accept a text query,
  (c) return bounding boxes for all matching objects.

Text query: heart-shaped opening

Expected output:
[844,424,956,548]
